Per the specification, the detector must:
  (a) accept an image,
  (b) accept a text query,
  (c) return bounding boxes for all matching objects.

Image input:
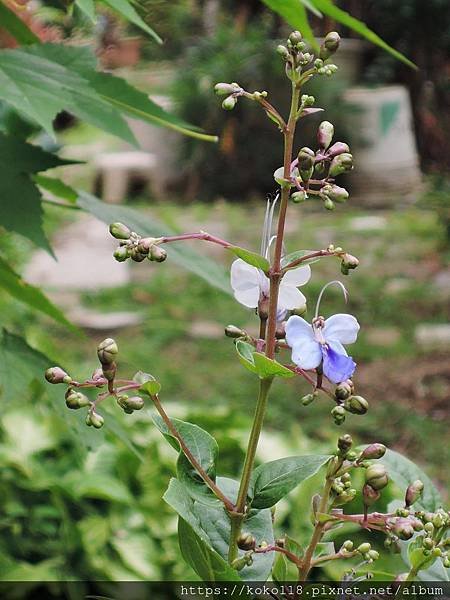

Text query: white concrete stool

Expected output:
[94,151,157,203]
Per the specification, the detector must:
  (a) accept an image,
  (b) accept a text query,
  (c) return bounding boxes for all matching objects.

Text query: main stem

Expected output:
[228,81,301,564]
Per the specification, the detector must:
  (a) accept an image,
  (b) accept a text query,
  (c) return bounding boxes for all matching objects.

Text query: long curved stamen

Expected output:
[261,193,279,259]
[315,280,349,319]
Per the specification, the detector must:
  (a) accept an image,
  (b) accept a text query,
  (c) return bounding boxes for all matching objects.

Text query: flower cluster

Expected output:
[110,222,167,263]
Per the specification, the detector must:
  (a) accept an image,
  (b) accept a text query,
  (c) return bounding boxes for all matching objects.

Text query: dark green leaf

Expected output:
[229,246,270,271]
[34,174,78,203]
[0,44,136,142]
[250,455,331,509]
[380,449,442,512]
[285,534,304,558]
[0,2,39,44]
[77,191,231,294]
[0,256,75,330]
[0,132,74,252]
[101,0,162,43]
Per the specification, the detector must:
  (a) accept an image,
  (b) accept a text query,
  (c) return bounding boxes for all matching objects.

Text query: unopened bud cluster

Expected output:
[110,223,167,263]
[330,380,368,424]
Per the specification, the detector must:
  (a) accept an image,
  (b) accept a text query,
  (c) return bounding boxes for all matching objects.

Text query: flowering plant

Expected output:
[45,31,449,585]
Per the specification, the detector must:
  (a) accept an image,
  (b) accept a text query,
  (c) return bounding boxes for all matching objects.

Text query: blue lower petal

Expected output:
[321,345,356,384]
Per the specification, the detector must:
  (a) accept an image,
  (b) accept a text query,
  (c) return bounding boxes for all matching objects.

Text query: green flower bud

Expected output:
[327,185,349,203]
[344,395,369,415]
[405,480,424,507]
[45,366,71,384]
[334,488,356,505]
[113,246,129,262]
[360,443,387,461]
[319,32,340,60]
[291,190,307,203]
[329,153,354,177]
[423,537,434,550]
[90,412,104,429]
[331,405,346,424]
[443,558,450,568]
[214,82,240,96]
[137,237,158,254]
[85,413,92,427]
[365,464,389,491]
[338,434,353,453]
[424,521,434,533]
[357,542,371,554]
[432,547,442,557]
[432,513,445,528]
[335,382,352,400]
[327,141,350,158]
[109,222,131,240]
[237,532,256,551]
[314,58,324,69]
[97,338,118,365]
[65,388,81,409]
[276,45,290,60]
[289,31,303,45]
[127,396,145,410]
[324,197,335,211]
[343,540,354,552]
[149,245,167,263]
[367,550,379,561]
[317,121,334,150]
[301,94,315,107]
[301,393,316,406]
[225,325,246,338]
[363,483,381,506]
[341,253,359,270]
[222,96,237,111]
[130,248,146,262]
[297,147,315,170]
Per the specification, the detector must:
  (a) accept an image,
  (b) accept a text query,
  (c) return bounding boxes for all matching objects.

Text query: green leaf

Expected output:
[75,0,96,22]
[0,44,136,142]
[379,449,442,512]
[0,256,76,330]
[250,455,331,509]
[153,415,220,506]
[139,379,161,396]
[313,541,335,560]
[0,132,74,252]
[101,0,162,43]
[235,341,294,379]
[281,249,320,269]
[77,191,231,295]
[272,552,287,584]
[0,1,39,44]
[229,246,270,271]
[63,472,133,503]
[34,174,78,203]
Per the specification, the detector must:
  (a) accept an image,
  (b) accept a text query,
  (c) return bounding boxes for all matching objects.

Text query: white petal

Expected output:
[291,340,322,370]
[324,313,360,345]
[234,286,260,308]
[230,259,260,291]
[283,264,311,287]
[327,339,348,356]
[285,315,315,347]
[278,286,307,310]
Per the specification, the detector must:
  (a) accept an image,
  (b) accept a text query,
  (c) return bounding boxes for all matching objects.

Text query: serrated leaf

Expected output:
[250,455,331,509]
[101,0,162,43]
[77,190,231,294]
[0,132,75,252]
[34,174,78,203]
[281,249,320,269]
[229,246,270,271]
[0,44,136,142]
[0,256,76,330]
[379,449,442,512]
[0,2,39,44]
[252,352,294,379]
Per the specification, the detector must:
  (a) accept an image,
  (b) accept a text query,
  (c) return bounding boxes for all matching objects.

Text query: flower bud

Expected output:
[343,540,354,552]
[225,325,245,338]
[65,388,89,409]
[109,222,131,240]
[291,190,307,203]
[276,45,290,60]
[137,237,157,254]
[90,411,104,429]
[289,31,303,45]
[297,147,315,170]
[329,153,353,177]
[301,393,316,406]
[367,550,379,561]
[341,253,359,270]
[405,480,424,507]
[327,185,349,203]
[113,246,129,262]
[344,395,369,415]
[222,96,237,111]
[357,542,371,554]
[338,434,353,453]
[320,32,340,60]
[363,483,381,506]
[327,142,350,159]
[149,245,167,262]
[423,537,434,550]
[237,532,256,551]
[126,396,145,411]
[130,248,146,262]
[365,464,389,491]
[331,405,346,424]
[334,488,356,505]
[45,367,71,384]
[214,82,240,96]
[335,381,352,400]
[317,121,334,150]
[360,444,387,461]
[97,338,118,365]
[324,198,335,211]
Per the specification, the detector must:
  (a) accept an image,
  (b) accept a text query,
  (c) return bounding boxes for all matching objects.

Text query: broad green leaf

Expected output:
[400,536,449,582]
[34,174,78,203]
[261,0,415,68]
[250,455,331,509]
[153,414,220,506]
[75,0,96,21]
[111,532,158,579]
[77,191,231,294]
[0,44,136,142]
[0,132,74,252]
[101,0,162,43]
[380,449,442,512]
[285,534,304,558]
[229,246,270,271]
[0,255,75,329]
[281,249,320,269]
[252,352,294,379]
[62,472,133,503]
[0,1,39,44]
[235,339,258,374]
[272,552,287,584]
